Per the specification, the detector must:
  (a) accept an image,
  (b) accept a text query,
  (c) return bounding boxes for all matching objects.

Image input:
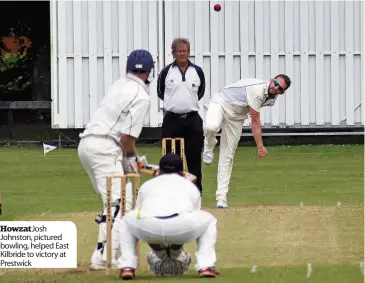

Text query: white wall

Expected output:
[50,0,364,129]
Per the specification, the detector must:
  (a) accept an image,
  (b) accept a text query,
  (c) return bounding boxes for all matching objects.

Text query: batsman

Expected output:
[116,153,220,280]
[77,49,155,270]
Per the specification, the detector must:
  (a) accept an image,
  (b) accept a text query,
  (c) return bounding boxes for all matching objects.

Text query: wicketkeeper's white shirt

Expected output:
[80,73,150,143]
[135,173,201,219]
[215,78,278,112]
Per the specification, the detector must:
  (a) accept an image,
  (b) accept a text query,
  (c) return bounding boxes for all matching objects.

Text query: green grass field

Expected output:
[0,144,363,282]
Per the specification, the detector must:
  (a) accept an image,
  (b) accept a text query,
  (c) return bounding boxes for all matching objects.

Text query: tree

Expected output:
[0,52,31,99]
[0,1,50,101]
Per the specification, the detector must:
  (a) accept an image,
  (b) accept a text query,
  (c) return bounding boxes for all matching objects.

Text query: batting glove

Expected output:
[122,154,139,174]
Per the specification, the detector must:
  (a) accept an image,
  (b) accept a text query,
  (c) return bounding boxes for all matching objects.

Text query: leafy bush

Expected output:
[0,51,31,95]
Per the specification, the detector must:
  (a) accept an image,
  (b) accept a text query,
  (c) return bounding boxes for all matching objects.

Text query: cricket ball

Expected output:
[214,4,221,12]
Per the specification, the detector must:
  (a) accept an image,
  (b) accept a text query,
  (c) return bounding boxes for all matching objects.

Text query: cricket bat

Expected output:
[137,156,197,182]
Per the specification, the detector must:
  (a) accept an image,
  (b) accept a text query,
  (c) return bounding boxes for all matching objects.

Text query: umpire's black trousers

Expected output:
[161,111,204,194]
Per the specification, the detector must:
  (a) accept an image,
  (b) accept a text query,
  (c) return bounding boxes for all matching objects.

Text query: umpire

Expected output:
[157,38,206,194]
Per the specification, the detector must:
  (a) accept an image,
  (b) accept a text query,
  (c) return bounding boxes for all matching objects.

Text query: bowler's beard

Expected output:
[268,87,276,97]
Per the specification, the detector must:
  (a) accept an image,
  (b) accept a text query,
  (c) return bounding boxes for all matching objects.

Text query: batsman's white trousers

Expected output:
[117,210,217,271]
[78,135,133,260]
[203,94,248,201]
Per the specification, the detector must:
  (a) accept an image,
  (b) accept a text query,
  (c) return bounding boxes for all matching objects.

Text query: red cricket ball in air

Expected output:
[214,4,221,12]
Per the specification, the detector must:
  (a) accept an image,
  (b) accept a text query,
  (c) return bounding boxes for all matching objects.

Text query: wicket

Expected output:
[162,138,186,170]
[105,173,140,274]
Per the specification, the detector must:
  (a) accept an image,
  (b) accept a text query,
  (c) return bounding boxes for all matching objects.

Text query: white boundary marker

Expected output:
[337,201,341,207]
[251,265,257,273]
[306,263,312,278]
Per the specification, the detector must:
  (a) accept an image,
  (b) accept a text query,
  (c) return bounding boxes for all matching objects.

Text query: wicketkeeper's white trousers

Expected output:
[117,210,217,271]
[203,94,248,201]
[78,136,134,261]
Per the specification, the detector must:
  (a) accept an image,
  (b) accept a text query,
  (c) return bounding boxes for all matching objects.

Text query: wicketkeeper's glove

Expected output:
[158,258,185,276]
[147,248,191,276]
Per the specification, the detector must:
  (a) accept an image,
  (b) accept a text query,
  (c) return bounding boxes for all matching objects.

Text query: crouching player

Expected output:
[115,153,220,280]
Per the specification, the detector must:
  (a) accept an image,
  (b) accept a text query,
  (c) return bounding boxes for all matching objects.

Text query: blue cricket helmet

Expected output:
[127,49,154,73]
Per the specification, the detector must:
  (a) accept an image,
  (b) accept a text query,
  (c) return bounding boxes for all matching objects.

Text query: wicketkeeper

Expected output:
[77,49,155,270]
[116,153,220,280]
[203,75,292,208]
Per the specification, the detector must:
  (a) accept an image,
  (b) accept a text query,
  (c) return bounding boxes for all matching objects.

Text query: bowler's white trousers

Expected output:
[117,210,217,271]
[203,93,248,201]
[78,135,133,261]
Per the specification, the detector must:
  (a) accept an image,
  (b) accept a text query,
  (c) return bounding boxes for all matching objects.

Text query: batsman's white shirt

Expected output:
[80,73,150,142]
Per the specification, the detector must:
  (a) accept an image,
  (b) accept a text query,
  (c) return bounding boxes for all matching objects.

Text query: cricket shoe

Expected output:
[199,267,220,278]
[119,268,135,280]
[89,249,118,270]
[203,150,214,165]
[216,199,228,208]
[89,259,119,270]
[203,137,217,165]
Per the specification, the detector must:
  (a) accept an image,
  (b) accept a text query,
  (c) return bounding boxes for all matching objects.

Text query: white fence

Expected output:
[50,0,364,130]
